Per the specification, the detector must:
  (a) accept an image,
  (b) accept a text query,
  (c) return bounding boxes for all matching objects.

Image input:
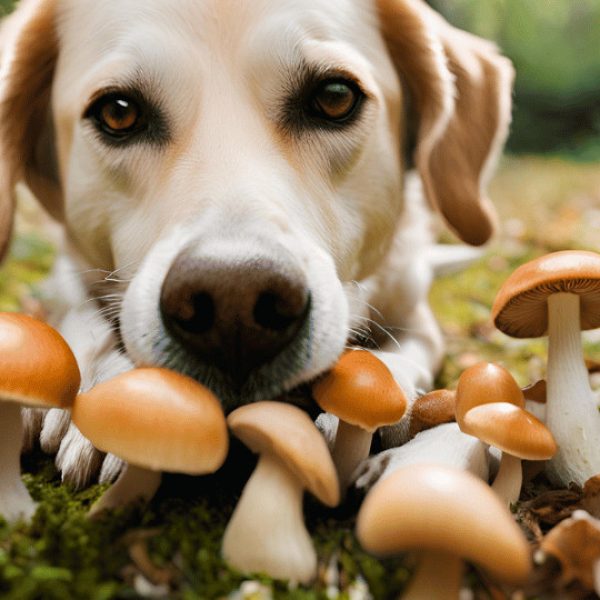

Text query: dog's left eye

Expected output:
[309,79,363,123]
[85,93,145,138]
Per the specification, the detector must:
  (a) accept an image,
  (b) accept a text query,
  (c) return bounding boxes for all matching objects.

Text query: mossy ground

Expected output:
[1,156,599,599]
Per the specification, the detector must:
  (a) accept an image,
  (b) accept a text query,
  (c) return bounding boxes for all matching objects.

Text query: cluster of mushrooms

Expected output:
[1,249,600,596]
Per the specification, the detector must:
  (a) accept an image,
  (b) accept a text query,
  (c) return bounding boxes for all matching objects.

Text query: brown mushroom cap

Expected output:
[313,350,407,431]
[409,389,456,438]
[540,510,600,591]
[0,312,80,408]
[461,402,557,460]
[492,251,600,338]
[227,401,339,507]
[455,362,524,425]
[356,463,531,585]
[72,368,228,475]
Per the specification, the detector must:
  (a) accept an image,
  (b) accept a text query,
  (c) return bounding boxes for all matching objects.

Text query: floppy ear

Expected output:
[0,0,60,259]
[377,0,514,246]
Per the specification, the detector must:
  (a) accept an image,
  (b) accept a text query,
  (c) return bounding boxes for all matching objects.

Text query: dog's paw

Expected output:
[353,450,394,493]
[314,412,339,451]
[56,423,104,489]
[21,408,46,453]
[99,453,125,484]
[40,408,72,454]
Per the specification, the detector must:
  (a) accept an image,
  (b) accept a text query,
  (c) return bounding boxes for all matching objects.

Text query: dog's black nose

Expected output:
[160,245,310,386]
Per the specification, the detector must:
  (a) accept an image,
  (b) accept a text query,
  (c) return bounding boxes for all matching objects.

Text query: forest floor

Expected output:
[1,155,600,599]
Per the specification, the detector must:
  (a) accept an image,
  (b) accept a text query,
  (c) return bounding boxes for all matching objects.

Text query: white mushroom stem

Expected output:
[491,453,522,507]
[331,421,373,492]
[0,403,36,523]
[89,464,161,517]
[403,551,463,600]
[222,452,316,584]
[546,293,600,486]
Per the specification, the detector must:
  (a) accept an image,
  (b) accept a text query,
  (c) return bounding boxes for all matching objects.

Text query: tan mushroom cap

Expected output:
[356,463,531,585]
[72,368,228,475]
[313,350,407,431]
[540,510,600,591]
[0,312,80,408]
[409,389,456,438]
[227,401,339,507]
[492,250,600,338]
[455,362,524,425]
[461,402,557,460]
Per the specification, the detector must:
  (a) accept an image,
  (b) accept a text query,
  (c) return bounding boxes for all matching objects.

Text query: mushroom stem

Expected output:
[491,453,522,506]
[222,452,317,584]
[89,464,161,516]
[546,292,600,486]
[403,551,463,600]
[0,403,36,523]
[331,420,372,491]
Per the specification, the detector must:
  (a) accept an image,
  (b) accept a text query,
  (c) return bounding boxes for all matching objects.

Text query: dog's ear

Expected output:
[378,0,514,246]
[0,0,60,259]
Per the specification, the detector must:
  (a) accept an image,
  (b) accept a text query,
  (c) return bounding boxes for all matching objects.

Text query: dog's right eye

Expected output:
[85,93,146,139]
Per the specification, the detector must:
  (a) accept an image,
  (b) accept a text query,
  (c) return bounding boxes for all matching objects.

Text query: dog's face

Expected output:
[0,0,513,408]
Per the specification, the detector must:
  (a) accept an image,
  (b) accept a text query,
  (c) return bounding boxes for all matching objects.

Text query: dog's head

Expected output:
[0,0,512,408]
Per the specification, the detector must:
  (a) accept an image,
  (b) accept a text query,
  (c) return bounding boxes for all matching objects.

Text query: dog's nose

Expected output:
[160,246,310,386]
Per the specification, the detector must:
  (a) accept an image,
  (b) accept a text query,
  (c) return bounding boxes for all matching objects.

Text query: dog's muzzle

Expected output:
[159,240,311,390]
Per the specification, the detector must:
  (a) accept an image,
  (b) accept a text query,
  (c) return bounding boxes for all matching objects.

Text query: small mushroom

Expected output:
[492,250,600,486]
[538,509,600,594]
[313,350,407,490]
[0,313,80,522]
[222,401,339,584]
[408,388,456,438]
[461,402,557,505]
[455,361,525,426]
[71,368,228,515]
[356,463,531,600]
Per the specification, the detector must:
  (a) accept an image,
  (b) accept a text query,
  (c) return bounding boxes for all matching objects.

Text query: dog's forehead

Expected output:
[57,0,383,62]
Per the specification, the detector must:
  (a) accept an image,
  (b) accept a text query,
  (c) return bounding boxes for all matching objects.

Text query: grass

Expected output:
[1,155,600,598]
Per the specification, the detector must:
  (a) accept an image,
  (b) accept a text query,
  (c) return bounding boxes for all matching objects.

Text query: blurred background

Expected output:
[428,0,600,158]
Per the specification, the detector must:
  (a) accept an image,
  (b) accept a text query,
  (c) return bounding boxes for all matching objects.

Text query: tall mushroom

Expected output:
[492,250,600,486]
[222,401,339,585]
[356,463,531,600]
[313,350,407,490]
[71,368,228,514]
[0,313,80,523]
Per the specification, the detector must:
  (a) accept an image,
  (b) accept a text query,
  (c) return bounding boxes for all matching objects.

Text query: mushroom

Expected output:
[222,401,339,584]
[538,509,600,595]
[492,250,600,486]
[71,368,228,515]
[408,388,456,438]
[0,313,80,523]
[461,402,557,505]
[455,361,525,426]
[356,463,531,600]
[312,350,407,490]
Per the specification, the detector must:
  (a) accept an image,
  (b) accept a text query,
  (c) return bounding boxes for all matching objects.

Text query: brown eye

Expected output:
[101,97,139,131]
[86,93,144,137]
[310,79,362,122]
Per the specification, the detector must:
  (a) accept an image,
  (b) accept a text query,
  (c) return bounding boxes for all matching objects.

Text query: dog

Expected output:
[0,0,513,487]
